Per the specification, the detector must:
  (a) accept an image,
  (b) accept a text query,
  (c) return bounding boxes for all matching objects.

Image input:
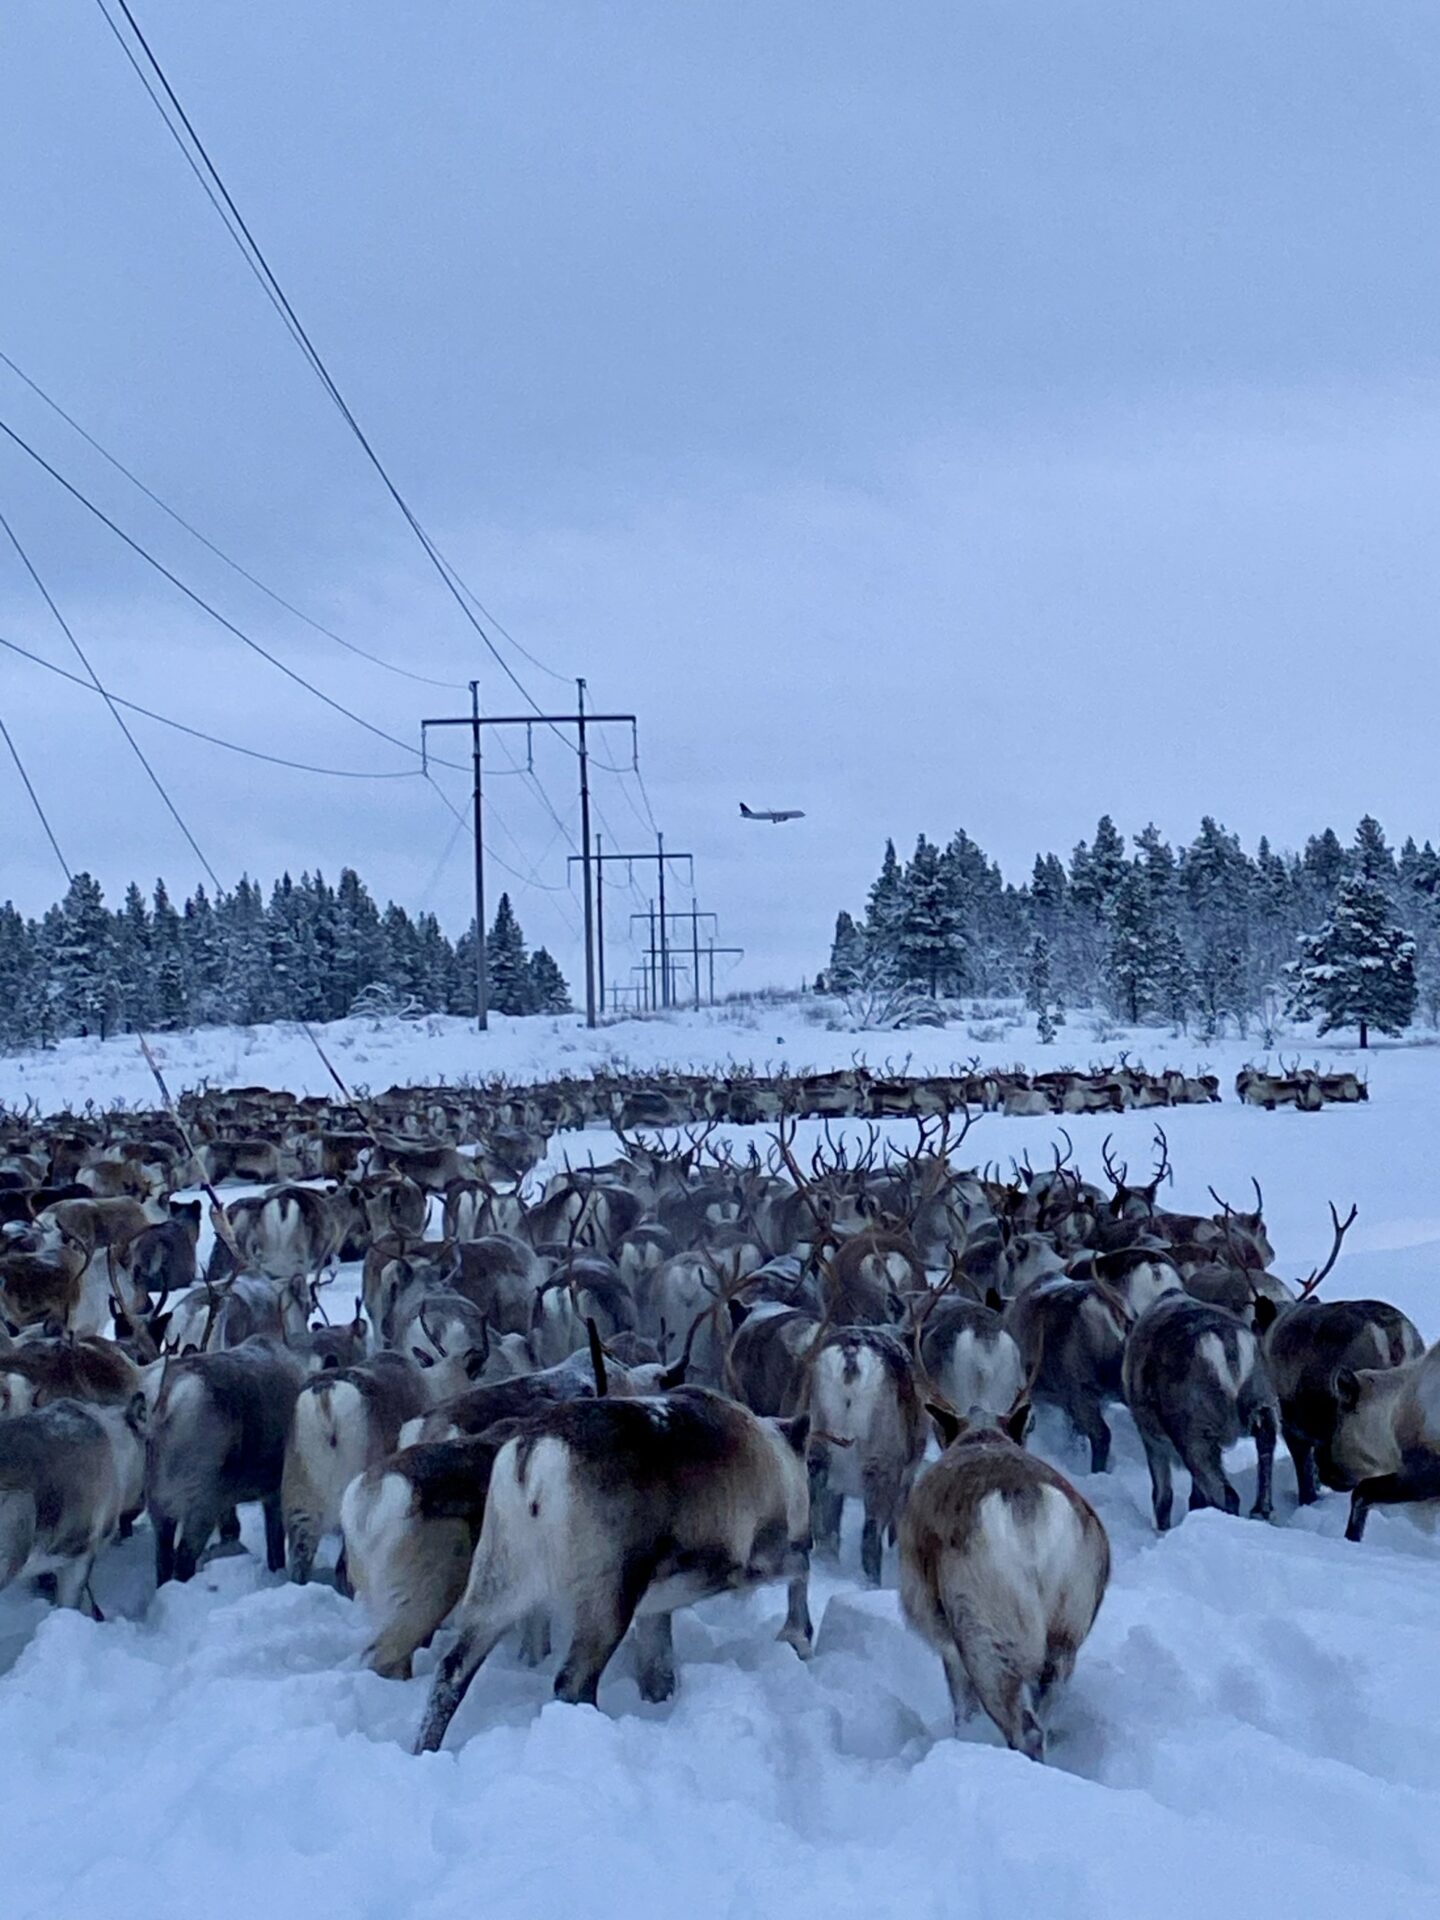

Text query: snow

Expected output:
[5,1007,1440,1918]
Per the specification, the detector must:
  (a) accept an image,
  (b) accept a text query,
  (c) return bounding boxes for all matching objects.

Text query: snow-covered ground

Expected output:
[4,1009,1440,1919]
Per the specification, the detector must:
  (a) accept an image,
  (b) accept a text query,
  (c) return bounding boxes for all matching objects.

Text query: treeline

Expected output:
[827,815,1433,1042]
[0,868,571,1049]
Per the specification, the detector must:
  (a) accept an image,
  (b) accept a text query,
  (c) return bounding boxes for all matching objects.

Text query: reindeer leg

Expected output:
[778,1568,813,1658]
[632,1612,677,1703]
[1250,1405,1277,1520]
[1133,1417,1176,1531]
[1069,1394,1112,1475]
[1283,1422,1320,1505]
[153,1514,177,1587]
[1184,1440,1239,1518]
[413,1619,508,1753]
[940,1645,980,1730]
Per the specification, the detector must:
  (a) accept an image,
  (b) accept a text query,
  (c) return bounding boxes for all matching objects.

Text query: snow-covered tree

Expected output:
[487,894,532,1014]
[1104,865,1158,1024]
[527,947,572,1014]
[51,873,117,1038]
[1288,872,1417,1049]
[1023,933,1063,1043]
[825,910,865,993]
[895,836,965,996]
[864,839,905,959]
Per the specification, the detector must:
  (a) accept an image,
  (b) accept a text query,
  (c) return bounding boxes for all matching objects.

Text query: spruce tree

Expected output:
[863,839,905,977]
[151,880,190,1030]
[114,882,153,1031]
[895,836,965,997]
[487,894,532,1014]
[1104,866,1158,1024]
[1024,933,1063,1043]
[1353,814,1395,886]
[0,904,37,1049]
[52,873,116,1038]
[1288,872,1417,1049]
[527,947,572,1014]
[827,911,866,991]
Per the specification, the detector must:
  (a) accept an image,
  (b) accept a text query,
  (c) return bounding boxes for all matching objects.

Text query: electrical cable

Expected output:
[0,347,469,692]
[0,506,221,889]
[0,413,473,773]
[99,0,580,739]
[0,633,421,778]
[0,707,72,882]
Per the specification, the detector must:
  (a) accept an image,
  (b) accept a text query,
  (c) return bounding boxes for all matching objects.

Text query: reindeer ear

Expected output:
[984,1285,1004,1314]
[1334,1367,1360,1412]
[926,1401,962,1447]
[775,1413,810,1456]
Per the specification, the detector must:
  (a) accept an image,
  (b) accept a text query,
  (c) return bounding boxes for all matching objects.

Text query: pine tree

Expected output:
[487,894,532,1014]
[151,880,190,1030]
[827,910,866,991]
[863,839,905,977]
[1152,926,1193,1034]
[220,876,271,1025]
[1024,933,1063,1043]
[0,903,38,1049]
[182,885,226,1025]
[1104,866,1158,1024]
[1288,872,1417,1048]
[113,882,153,1031]
[527,947,572,1014]
[1353,814,1395,886]
[51,873,117,1038]
[1302,827,1347,899]
[895,836,965,997]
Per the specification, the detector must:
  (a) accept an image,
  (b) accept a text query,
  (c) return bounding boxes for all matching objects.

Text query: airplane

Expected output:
[740,801,805,823]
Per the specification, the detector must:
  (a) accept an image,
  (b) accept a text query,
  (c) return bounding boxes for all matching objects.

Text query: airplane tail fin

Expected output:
[739,802,753,817]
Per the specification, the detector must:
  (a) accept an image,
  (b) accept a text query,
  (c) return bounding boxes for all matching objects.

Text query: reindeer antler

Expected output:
[1297,1201,1358,1299]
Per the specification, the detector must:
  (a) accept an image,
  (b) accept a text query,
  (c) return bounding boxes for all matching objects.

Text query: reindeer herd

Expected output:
[0,1061,1423,1768]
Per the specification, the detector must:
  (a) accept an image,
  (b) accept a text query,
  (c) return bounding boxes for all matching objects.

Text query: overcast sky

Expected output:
[3,1,1439,995]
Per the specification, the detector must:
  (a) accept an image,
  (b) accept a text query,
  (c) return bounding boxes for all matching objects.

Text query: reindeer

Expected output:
[0,1333,142,1417]
[1004,1275,1131,1473]
[1122,1292,1279,1529]
[282,1350,431,1586]
[147,1335,309,1584]
[0,1394,149,1611]
[807,1326,927,1584]
[1331,1342,1440,1539]
[899,1403,1109,1762]
[413,1389,813,1749]
[1254,1203,1424,1502]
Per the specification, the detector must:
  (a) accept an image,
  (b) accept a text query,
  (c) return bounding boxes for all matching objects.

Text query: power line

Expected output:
[0,506,221,889]
[422,770,583,926]
[98,0,577,735]
[0,347,468,693]
[0,413,471,773]
[0,708,72,882]
[0,632,419,779]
